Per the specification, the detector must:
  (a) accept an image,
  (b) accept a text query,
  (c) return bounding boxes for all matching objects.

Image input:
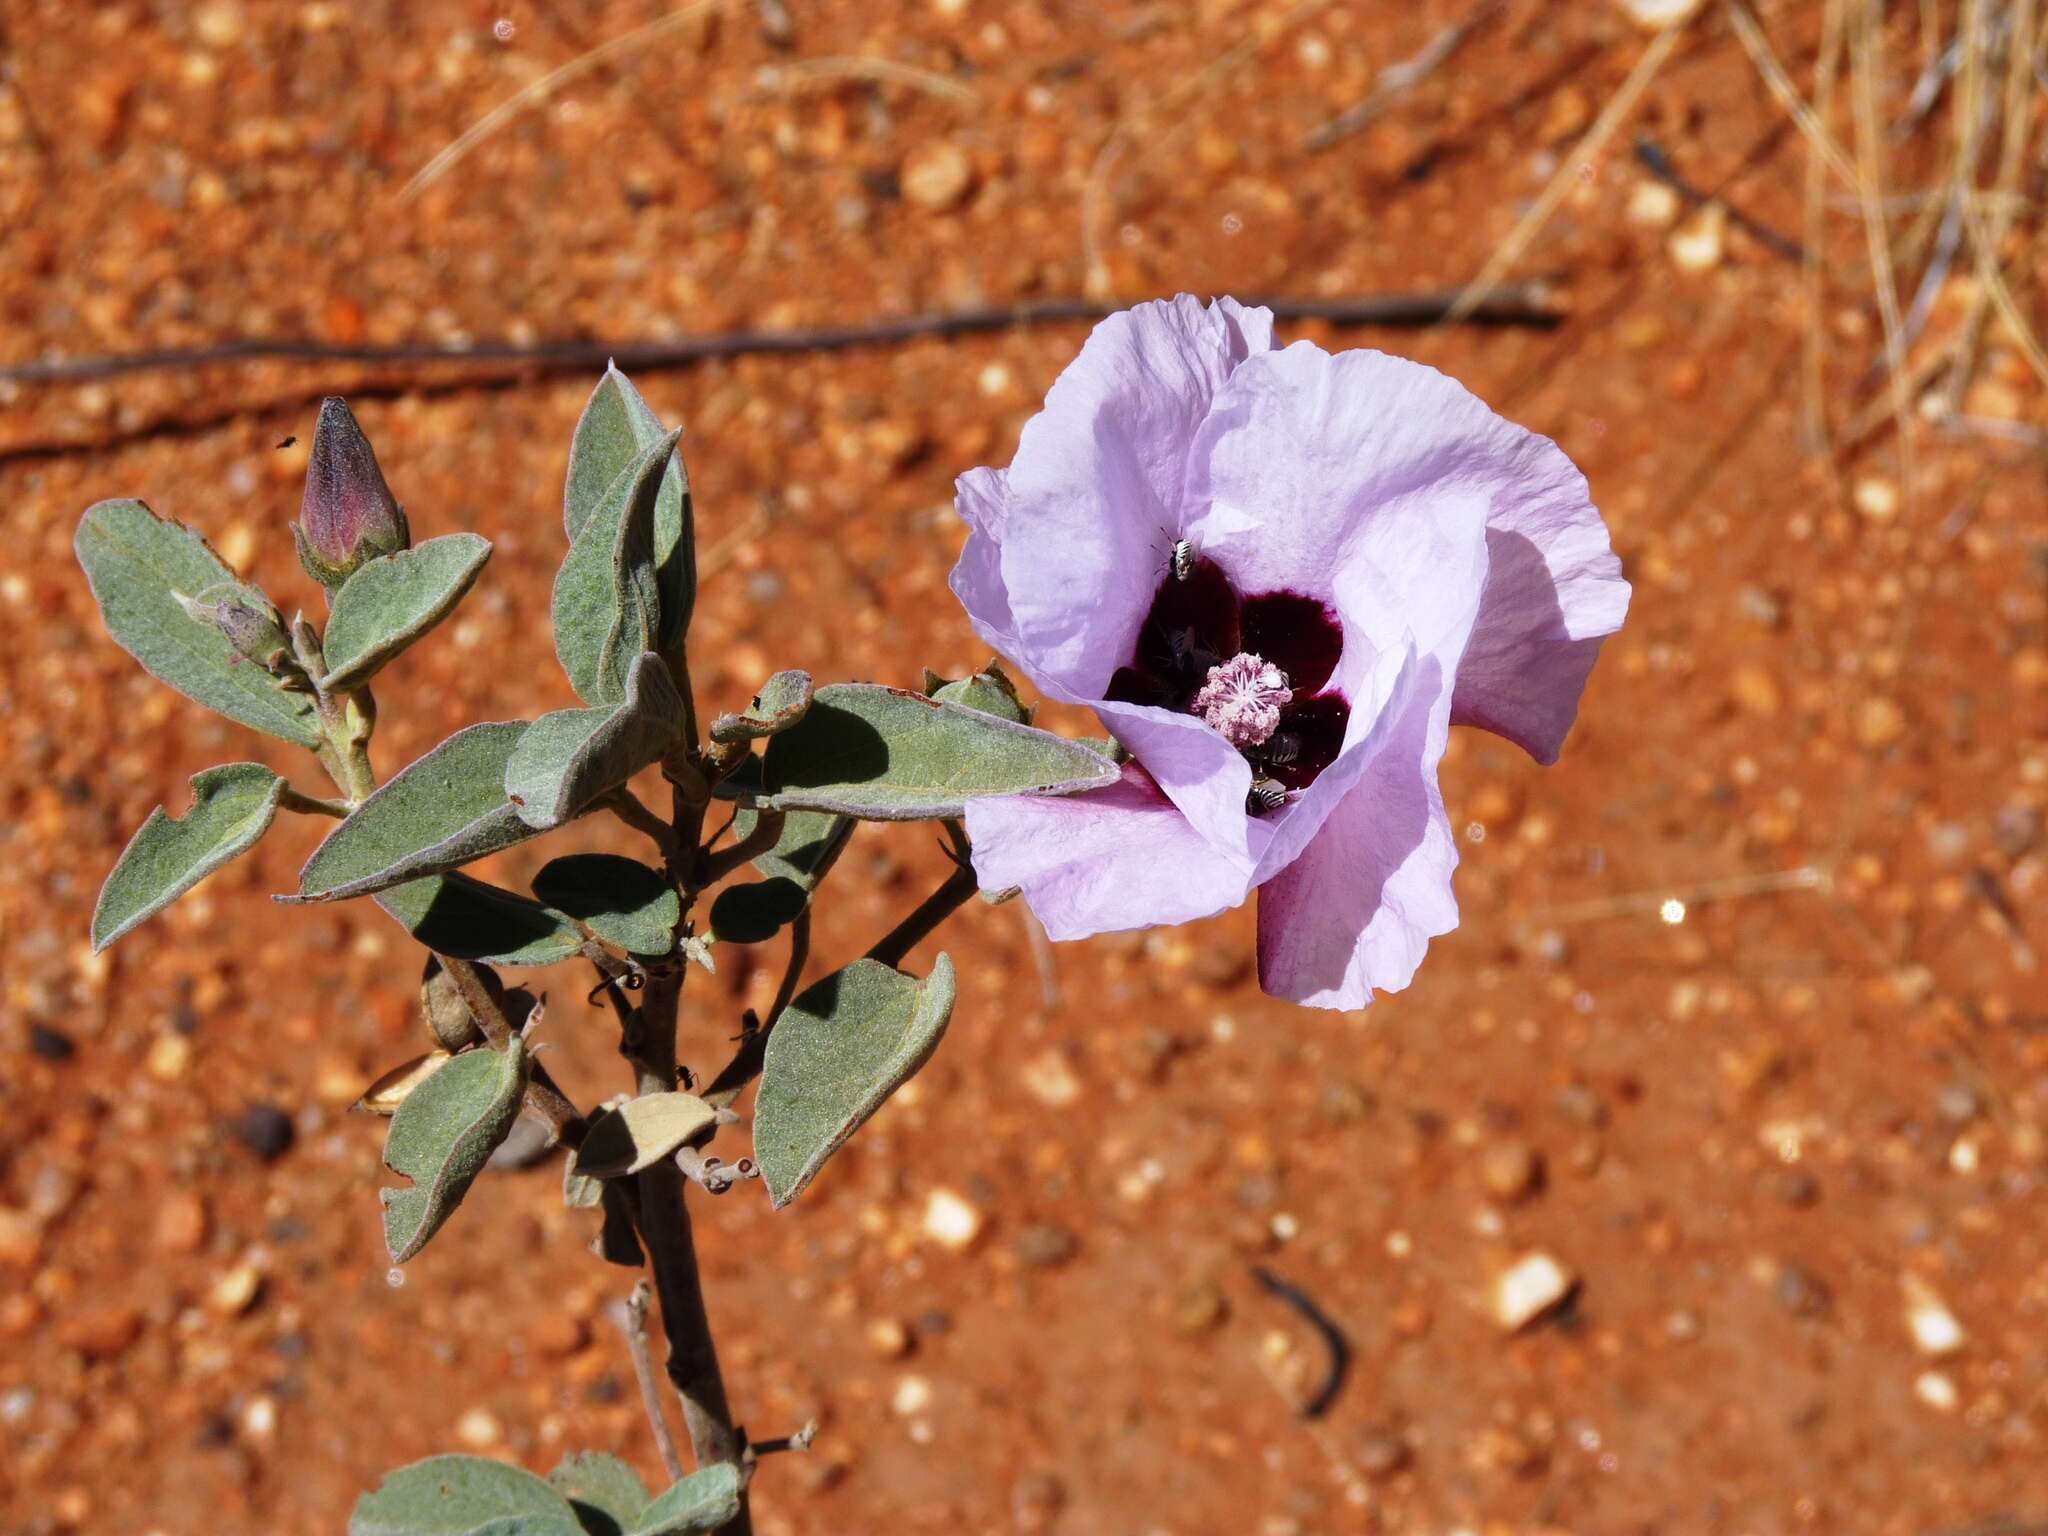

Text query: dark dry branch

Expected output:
[0,289,1562,388]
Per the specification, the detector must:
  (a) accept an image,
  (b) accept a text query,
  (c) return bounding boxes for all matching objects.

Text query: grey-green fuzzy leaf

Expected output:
[375,873,584,967]
[760,684,1117,821]
[553,430,681,705]
[380,1037,528,1263]
[932,660,1030,723]
[549,1452,651,1536]
[627,1464,744,1536]
[91,763,285,951]
[531,854,679,955]
[564,366,694,652]
[349,1453,580,1536]
[755,955,957,1207]
[75,499,320,747]
[317,533,492,692]
[708,668,813,744]
[706,807,852,944]
[297,722,538,902]
[504,653,685,830]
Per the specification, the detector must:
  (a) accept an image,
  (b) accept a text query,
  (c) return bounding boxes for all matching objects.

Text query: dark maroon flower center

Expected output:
[1105,555,1348,800]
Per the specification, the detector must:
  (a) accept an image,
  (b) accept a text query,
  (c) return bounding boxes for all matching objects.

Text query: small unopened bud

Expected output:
[292,397,410,591]
[176,582,296,675]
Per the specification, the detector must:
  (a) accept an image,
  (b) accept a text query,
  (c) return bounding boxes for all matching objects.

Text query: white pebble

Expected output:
[891,1374,933,1416]
[1019,1049,1081,1108]
[241,1395,277,1442]
[455,1407,501,1448]
[921,1187,982,1250]
[1615,0,1704,27]
[1490,1251,1577,1332]
[1914,1370,1959,1412]
[1902,1275,1966,1356]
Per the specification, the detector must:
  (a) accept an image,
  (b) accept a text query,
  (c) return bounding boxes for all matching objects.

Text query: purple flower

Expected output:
[949,296,1630,1009]
[293,397,410,590]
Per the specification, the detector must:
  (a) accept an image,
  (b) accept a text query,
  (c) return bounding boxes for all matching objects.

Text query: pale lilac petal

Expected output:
[949,465,1020,655]
[1247,638,1420,885]
[1454,518,1629,764]
[995,295,1275,697]
[1184,342,1628,761]
[1091,698,1256,873]
[1255,667,1460,1010]
[965,764,1250,939]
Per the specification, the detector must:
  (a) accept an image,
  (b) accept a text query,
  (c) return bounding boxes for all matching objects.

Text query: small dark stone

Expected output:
[196,1414,236,1449]
[585,1373,625,1405]
[1012,1223,1079,1269]
[1357,1427,1410,1479]
[1774,1262,1831,1318]
[1765,1168,1820,1208]
[28,1025,75,1061]
[916,1309,954,1337]
[231,1102,295,1162]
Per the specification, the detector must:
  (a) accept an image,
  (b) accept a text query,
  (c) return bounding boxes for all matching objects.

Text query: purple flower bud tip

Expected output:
[293,397,410,589]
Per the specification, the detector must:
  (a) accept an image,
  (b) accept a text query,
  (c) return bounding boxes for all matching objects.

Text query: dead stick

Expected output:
[610,1280,688,1484]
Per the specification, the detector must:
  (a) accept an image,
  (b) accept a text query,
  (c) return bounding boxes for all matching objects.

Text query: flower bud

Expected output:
[292,397,410,590]
[176,581,297,676]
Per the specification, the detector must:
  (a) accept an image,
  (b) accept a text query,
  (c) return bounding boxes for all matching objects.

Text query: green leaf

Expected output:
[381,1037,529,1263]
[317,533,492,692]
[350,1454,582,1536]
[931,660,1030,723]
[375,873,585,967]
[296,722,540,902]
[532,854,679,955]
[75,499,320,747]
[706,808,852,944]
[564,366,694,654]
[574,1092,718,1178]
[755,955,957,1207]
[628,1464,744,1536]
[553,429,681,705]
[760,684,1118,821]
[91,763,285,951]
[709,669,813,744]
[504,653,685,831]
[549,1452,651,1536]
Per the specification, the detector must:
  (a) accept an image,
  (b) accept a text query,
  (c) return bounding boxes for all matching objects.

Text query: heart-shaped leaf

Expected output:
[628,1464,743,1536]
[91,762,285,951]
[381,1037,529,1262]
[760,684,1117,820]
[709,669,813,744]
[549,1452,651,1536]
[297,723,540,902]
[532,854,679,956]
[755,955,957,1206]
[565,366,694,654]
[574,1092,718,1178]
[374,873,585,967]
[504,653,686,831]
[75,499,320,747]
[706,808,853,944]
[350,1454,582,1536]
[554,430,681,706]
[317,533,492,692]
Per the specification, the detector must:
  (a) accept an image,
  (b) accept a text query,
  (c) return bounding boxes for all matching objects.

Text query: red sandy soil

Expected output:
[3,3,2047,1533]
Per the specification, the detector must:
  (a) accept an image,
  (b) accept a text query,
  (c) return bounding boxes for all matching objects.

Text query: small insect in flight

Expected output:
[275,435,297,449]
